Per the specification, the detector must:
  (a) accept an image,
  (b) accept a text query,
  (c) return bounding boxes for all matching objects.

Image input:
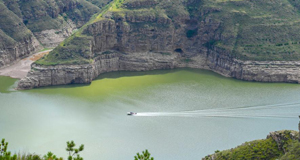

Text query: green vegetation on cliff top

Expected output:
[204,130,300,160]
[35,0,189,65]
[206,137,283,160]
[37,0,300,65]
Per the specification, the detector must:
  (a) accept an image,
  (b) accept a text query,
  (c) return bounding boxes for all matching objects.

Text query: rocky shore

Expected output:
[0,50,51,79]
[17,50,300,89]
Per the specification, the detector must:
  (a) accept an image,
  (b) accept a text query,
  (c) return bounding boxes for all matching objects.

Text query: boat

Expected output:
[127,112,137,115]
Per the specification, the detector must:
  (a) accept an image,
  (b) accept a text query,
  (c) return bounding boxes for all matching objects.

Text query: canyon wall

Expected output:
[17,50,300,89]
[0,30,43,68]
[207,47,300,83]
[33,19,77,48]
[18,52,180,89]
[0,0,101,68]
[0,34,42,68]
[0,1,42,68]
[17,0,300,89]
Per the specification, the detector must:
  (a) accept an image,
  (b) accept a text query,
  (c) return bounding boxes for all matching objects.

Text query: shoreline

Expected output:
[17,51,300,90]
[0,49,52,79]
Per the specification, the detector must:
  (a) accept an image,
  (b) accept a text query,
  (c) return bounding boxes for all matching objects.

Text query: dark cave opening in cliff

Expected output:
[174,48,183,53]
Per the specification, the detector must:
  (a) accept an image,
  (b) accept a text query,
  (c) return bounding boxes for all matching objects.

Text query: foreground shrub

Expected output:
[0,139,84,160]
[280,141,300,160]
[134,149,154,160]
[66,141,84,160]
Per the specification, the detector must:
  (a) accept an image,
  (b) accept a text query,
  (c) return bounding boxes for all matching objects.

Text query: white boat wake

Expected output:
[133,102,300,118]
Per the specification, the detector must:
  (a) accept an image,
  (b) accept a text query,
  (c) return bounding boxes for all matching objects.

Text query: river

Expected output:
[0,69,299,159]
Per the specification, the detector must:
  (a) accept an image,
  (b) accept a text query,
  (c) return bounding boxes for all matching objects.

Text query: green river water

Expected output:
[0,69,300,160]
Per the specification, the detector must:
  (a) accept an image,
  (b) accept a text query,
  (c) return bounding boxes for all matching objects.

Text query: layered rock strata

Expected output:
[0,0,101,68]
[18,50,300,89]
[17,0,300,89]
[0,36,42,68]
[33,20,77,48]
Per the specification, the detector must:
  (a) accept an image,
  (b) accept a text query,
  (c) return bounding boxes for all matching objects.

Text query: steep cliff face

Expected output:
[19,0,101,47]
[18,48,300,89]
[0,2,42,68]
[0,35,41,68]
[17,0,300,89]
[33,19,77,48]
[10,0,101,46]
[206,47,300,83]
[18,52,181,89]
[0,0,103,68]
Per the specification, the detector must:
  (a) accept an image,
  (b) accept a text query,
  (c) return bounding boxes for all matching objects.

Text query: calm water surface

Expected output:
[0,69,300,160]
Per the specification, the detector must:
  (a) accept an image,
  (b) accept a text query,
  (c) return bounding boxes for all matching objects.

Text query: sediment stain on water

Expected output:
[0,69,300,160]
[22,69,300,103]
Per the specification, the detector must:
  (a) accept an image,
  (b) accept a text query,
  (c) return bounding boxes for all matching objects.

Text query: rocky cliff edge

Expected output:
[17,0,300,89]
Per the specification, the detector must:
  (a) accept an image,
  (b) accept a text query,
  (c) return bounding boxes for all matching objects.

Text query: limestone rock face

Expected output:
[17,0,99,47]
[0,35,42,68]
[18,8,300,89]
[17,0,300,89]
[18,64,94,90]
[18,52,180,89]
[17,48,300,89]
[207,47,300,83]
[33,20,77,48]
[0,0,101,68]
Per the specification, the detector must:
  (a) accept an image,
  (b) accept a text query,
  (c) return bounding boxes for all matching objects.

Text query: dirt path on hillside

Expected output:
[0,50,52,79]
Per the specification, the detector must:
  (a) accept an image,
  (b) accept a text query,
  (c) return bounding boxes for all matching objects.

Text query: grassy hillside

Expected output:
[204,137,283,160]
[86,0,113,8]
[207,0,300,61]
[5,0,100,32]
[205,140,300,160]
[0,0,103,50]
[0,2,32,42]
[0,1,33,50]
[203,130,300,160]
[37,0,300,65]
